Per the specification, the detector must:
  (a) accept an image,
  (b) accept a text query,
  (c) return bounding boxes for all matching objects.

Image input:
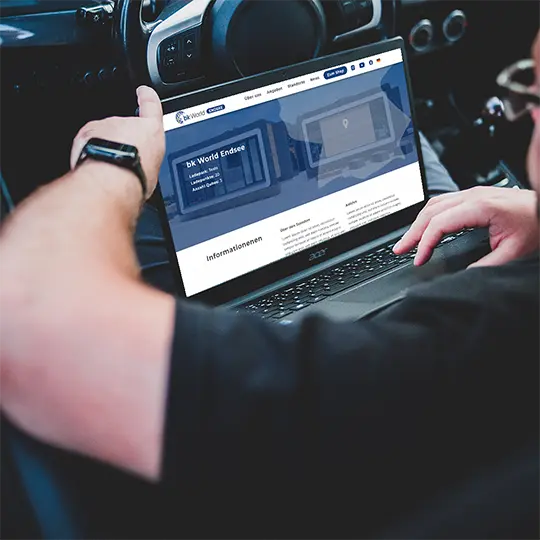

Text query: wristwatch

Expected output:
[76,138,148,199]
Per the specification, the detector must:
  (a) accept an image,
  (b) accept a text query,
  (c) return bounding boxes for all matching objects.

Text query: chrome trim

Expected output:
[332,0,382,43]
[147,0,212,94]
[442,9,466,43]
[408,19,433,52]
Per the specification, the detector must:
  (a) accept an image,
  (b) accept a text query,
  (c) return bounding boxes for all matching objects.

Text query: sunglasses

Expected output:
[497,59,540,121]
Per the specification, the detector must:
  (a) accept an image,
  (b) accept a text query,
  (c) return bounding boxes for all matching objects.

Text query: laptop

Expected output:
[157,37,489,323]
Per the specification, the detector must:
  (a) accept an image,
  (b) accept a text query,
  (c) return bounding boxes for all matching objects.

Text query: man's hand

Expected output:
[393,186,539,267]
[70,86,165,198]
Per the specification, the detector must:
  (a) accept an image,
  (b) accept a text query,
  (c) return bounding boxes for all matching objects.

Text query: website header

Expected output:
[164,47,403,131]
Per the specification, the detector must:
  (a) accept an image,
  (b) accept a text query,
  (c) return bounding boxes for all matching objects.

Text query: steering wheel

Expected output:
[115,0,384,96]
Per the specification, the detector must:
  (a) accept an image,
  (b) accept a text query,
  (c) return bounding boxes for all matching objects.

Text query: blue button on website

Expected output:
[207,104,225,114]
[323,66,348,80]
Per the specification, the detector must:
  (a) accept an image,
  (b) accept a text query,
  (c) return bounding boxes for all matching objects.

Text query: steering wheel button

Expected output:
[182,47,199,63]
[183,34,196,50]
[341,1,356,15]
[165,41,178,54]
[159,38,180,61]
[359,2,373,20]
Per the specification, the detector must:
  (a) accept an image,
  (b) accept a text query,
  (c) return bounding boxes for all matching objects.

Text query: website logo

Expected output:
[175,109,206,125]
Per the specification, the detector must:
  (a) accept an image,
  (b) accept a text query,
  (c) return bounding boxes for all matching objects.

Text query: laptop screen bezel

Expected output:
[157,36,429,305]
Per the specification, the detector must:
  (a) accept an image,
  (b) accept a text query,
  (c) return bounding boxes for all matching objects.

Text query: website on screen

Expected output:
[159,47,425,296]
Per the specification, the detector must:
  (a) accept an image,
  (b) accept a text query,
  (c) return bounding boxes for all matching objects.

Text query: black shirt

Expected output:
[162,255,539,538]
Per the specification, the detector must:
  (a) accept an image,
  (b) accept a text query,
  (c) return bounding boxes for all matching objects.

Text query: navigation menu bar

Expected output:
[164,47,403,131]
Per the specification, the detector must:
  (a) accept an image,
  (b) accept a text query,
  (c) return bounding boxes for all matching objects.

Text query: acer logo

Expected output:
[308,248,328,262]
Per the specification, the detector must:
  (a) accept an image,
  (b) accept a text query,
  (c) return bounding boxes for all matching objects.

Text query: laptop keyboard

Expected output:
[238,229,471,320]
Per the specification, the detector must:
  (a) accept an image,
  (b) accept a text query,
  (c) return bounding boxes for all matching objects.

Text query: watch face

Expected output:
[86,138,139,163]
[87,137,138,155]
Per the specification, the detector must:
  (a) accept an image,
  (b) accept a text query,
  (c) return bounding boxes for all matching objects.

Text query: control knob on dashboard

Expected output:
[77,1,114,25]
[409,19,433,52]
[443,9,467,43]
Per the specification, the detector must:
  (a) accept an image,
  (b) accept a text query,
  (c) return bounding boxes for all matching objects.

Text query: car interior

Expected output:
[1,0,539,537]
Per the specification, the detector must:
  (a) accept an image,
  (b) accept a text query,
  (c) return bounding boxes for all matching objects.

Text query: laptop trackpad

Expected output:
[325,294,406,320]
[323,260,447,319]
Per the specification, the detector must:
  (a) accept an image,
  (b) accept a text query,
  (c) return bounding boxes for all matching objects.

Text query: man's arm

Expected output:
[0,87,174,480]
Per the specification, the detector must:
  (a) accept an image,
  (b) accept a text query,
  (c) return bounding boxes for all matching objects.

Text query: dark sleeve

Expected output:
[161,257,539,538]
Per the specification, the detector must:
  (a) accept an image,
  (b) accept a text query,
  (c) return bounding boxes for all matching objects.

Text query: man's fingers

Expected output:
[137,86,162,120]
[414,203,486,265]
[394,187,498,255]
[393,193,464,254]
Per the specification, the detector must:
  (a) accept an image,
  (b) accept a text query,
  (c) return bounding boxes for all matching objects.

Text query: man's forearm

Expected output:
[1,160,174,480]
[11,161,143,272]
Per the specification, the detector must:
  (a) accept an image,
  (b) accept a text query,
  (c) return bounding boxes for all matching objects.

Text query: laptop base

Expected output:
[273,228,490,324]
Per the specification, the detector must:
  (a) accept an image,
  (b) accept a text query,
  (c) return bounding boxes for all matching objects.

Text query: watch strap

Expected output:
[77,138,148,200]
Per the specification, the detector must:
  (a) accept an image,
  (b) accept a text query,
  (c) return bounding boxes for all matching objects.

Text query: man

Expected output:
[1,34,539,537]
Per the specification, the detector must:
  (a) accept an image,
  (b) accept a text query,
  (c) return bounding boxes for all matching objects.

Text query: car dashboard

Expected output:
[0,0,538,207]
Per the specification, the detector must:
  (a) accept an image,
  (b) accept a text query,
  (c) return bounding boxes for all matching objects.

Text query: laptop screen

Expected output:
[159,44,425,298]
